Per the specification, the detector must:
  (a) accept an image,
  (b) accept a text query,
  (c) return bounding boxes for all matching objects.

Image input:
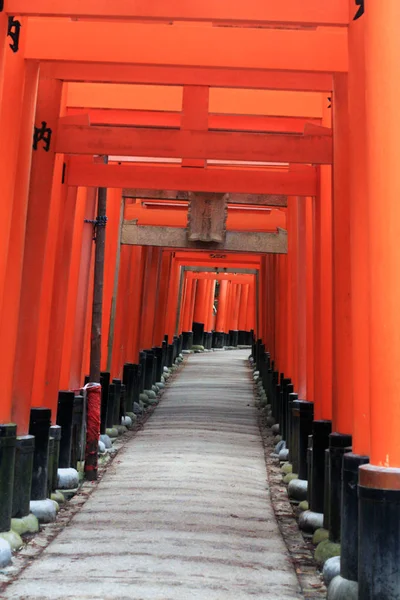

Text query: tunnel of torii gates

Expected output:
[0,0,398,598]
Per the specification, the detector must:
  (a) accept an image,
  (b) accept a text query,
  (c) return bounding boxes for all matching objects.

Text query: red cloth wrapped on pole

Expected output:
[84,382,101,481]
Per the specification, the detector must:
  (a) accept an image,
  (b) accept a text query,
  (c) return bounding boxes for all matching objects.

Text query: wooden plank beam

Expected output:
[57,125,332,164]
[121,222,288,254]
[42,63,333,92]
[66,109,321,133]
[122,189,288,207]
[26,21,348,73]
[6,0,349,26]
[67,159,317,196]
[66,84,323,119]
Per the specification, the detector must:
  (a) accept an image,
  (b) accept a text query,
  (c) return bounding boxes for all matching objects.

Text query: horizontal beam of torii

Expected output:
[5,0,349,26]
[66,109,322,134]
[121,222,288,254]
[25,21,348,73]
[123,190,287,207]
[67,158,317,196]
[42,63,333,92]
[57,125,332,164]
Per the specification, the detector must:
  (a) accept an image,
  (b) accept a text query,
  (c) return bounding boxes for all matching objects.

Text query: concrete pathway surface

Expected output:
[3,350,303,600]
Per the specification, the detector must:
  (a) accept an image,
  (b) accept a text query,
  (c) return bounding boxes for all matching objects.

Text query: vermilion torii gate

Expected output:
[0,1,397,598]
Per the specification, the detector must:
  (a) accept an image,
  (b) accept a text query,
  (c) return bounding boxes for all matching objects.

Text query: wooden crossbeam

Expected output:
[122,189,288,207]
[67,158,317,196]
[57,125,332,164]
[26,21,348,73]
[66,109,322,134]
[66,84,323,120]
[6,0,349,26]
[121,222,288,254]
[42,63,333,92]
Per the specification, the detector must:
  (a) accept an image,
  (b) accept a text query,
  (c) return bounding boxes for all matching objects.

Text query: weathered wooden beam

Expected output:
[67,109,322,134]
[6,0,349,26]
[42,63,333,92]
[123,189,288,207]
[57,125,332,164]
[121,222,288,254]
[26,21,348,74]
[67,158,317,196]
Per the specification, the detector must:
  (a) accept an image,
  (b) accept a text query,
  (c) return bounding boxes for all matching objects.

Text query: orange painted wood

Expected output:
[365,1,400,466]
[68,159,318,196]
[305,197,314,402]
[12,78,63,434]
[296,198,307,398]
[313,99,333,421]
[238,284,250,331]
[181,276,195,333]
[67,108,321,134]
[0,21,30,347]
[139,248,162,350]
[153,252,173,346]
[31,165,70,411]
[166,260,182,339]
[124,204,286,232]
[0,60,39,424]
[66,84,323,120]
[215,280,228,333]
[348,8,370,456]
[111,244,132,378]
[127,246,147,362]
[7,0,349,25]
[26,21,348,73]
[247,278,256,335]
[100,189,123,371]
[181,85,208,168]
[40,185,79,410]
[59,188,95,389]
[61,188,97,388]
[205,280,216,332]
[193,279,209,325]
[57,125,332,164]
[41,62,333,92]
[332,73,353,436]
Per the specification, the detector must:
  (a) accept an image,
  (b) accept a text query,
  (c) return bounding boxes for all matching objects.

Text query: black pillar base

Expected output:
[359,465,400,600]
[56,390,74,469]
[111,379,122,426]
[309,419,332,514]
[192,322,204,346]
[49,425,61,493]
[153,347,163,382]
[182,331,193,350]
[329,432,352,543]
[71,394,84,469]
[212,331,224,348]
[139,352,146,393]
[341,453,369,582]
[166,344,174,368]
[12,435,34,519]
[144,351,155,389]
[29,408,51,501]
[237,330,247,345]
[122,364,134,412]
[203,332,212,350]
[100,371,110,434]
[229,330,239,347]
[292,400,314,479]
[0,424,16,532]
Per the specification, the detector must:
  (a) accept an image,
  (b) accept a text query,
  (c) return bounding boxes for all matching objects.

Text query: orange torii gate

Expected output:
[0,1,397,598]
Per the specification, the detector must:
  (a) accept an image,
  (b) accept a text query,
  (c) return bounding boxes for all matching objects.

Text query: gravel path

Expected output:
[3,350,303,600]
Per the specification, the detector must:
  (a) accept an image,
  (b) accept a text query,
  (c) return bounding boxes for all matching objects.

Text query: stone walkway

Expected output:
[3,350,303,600]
